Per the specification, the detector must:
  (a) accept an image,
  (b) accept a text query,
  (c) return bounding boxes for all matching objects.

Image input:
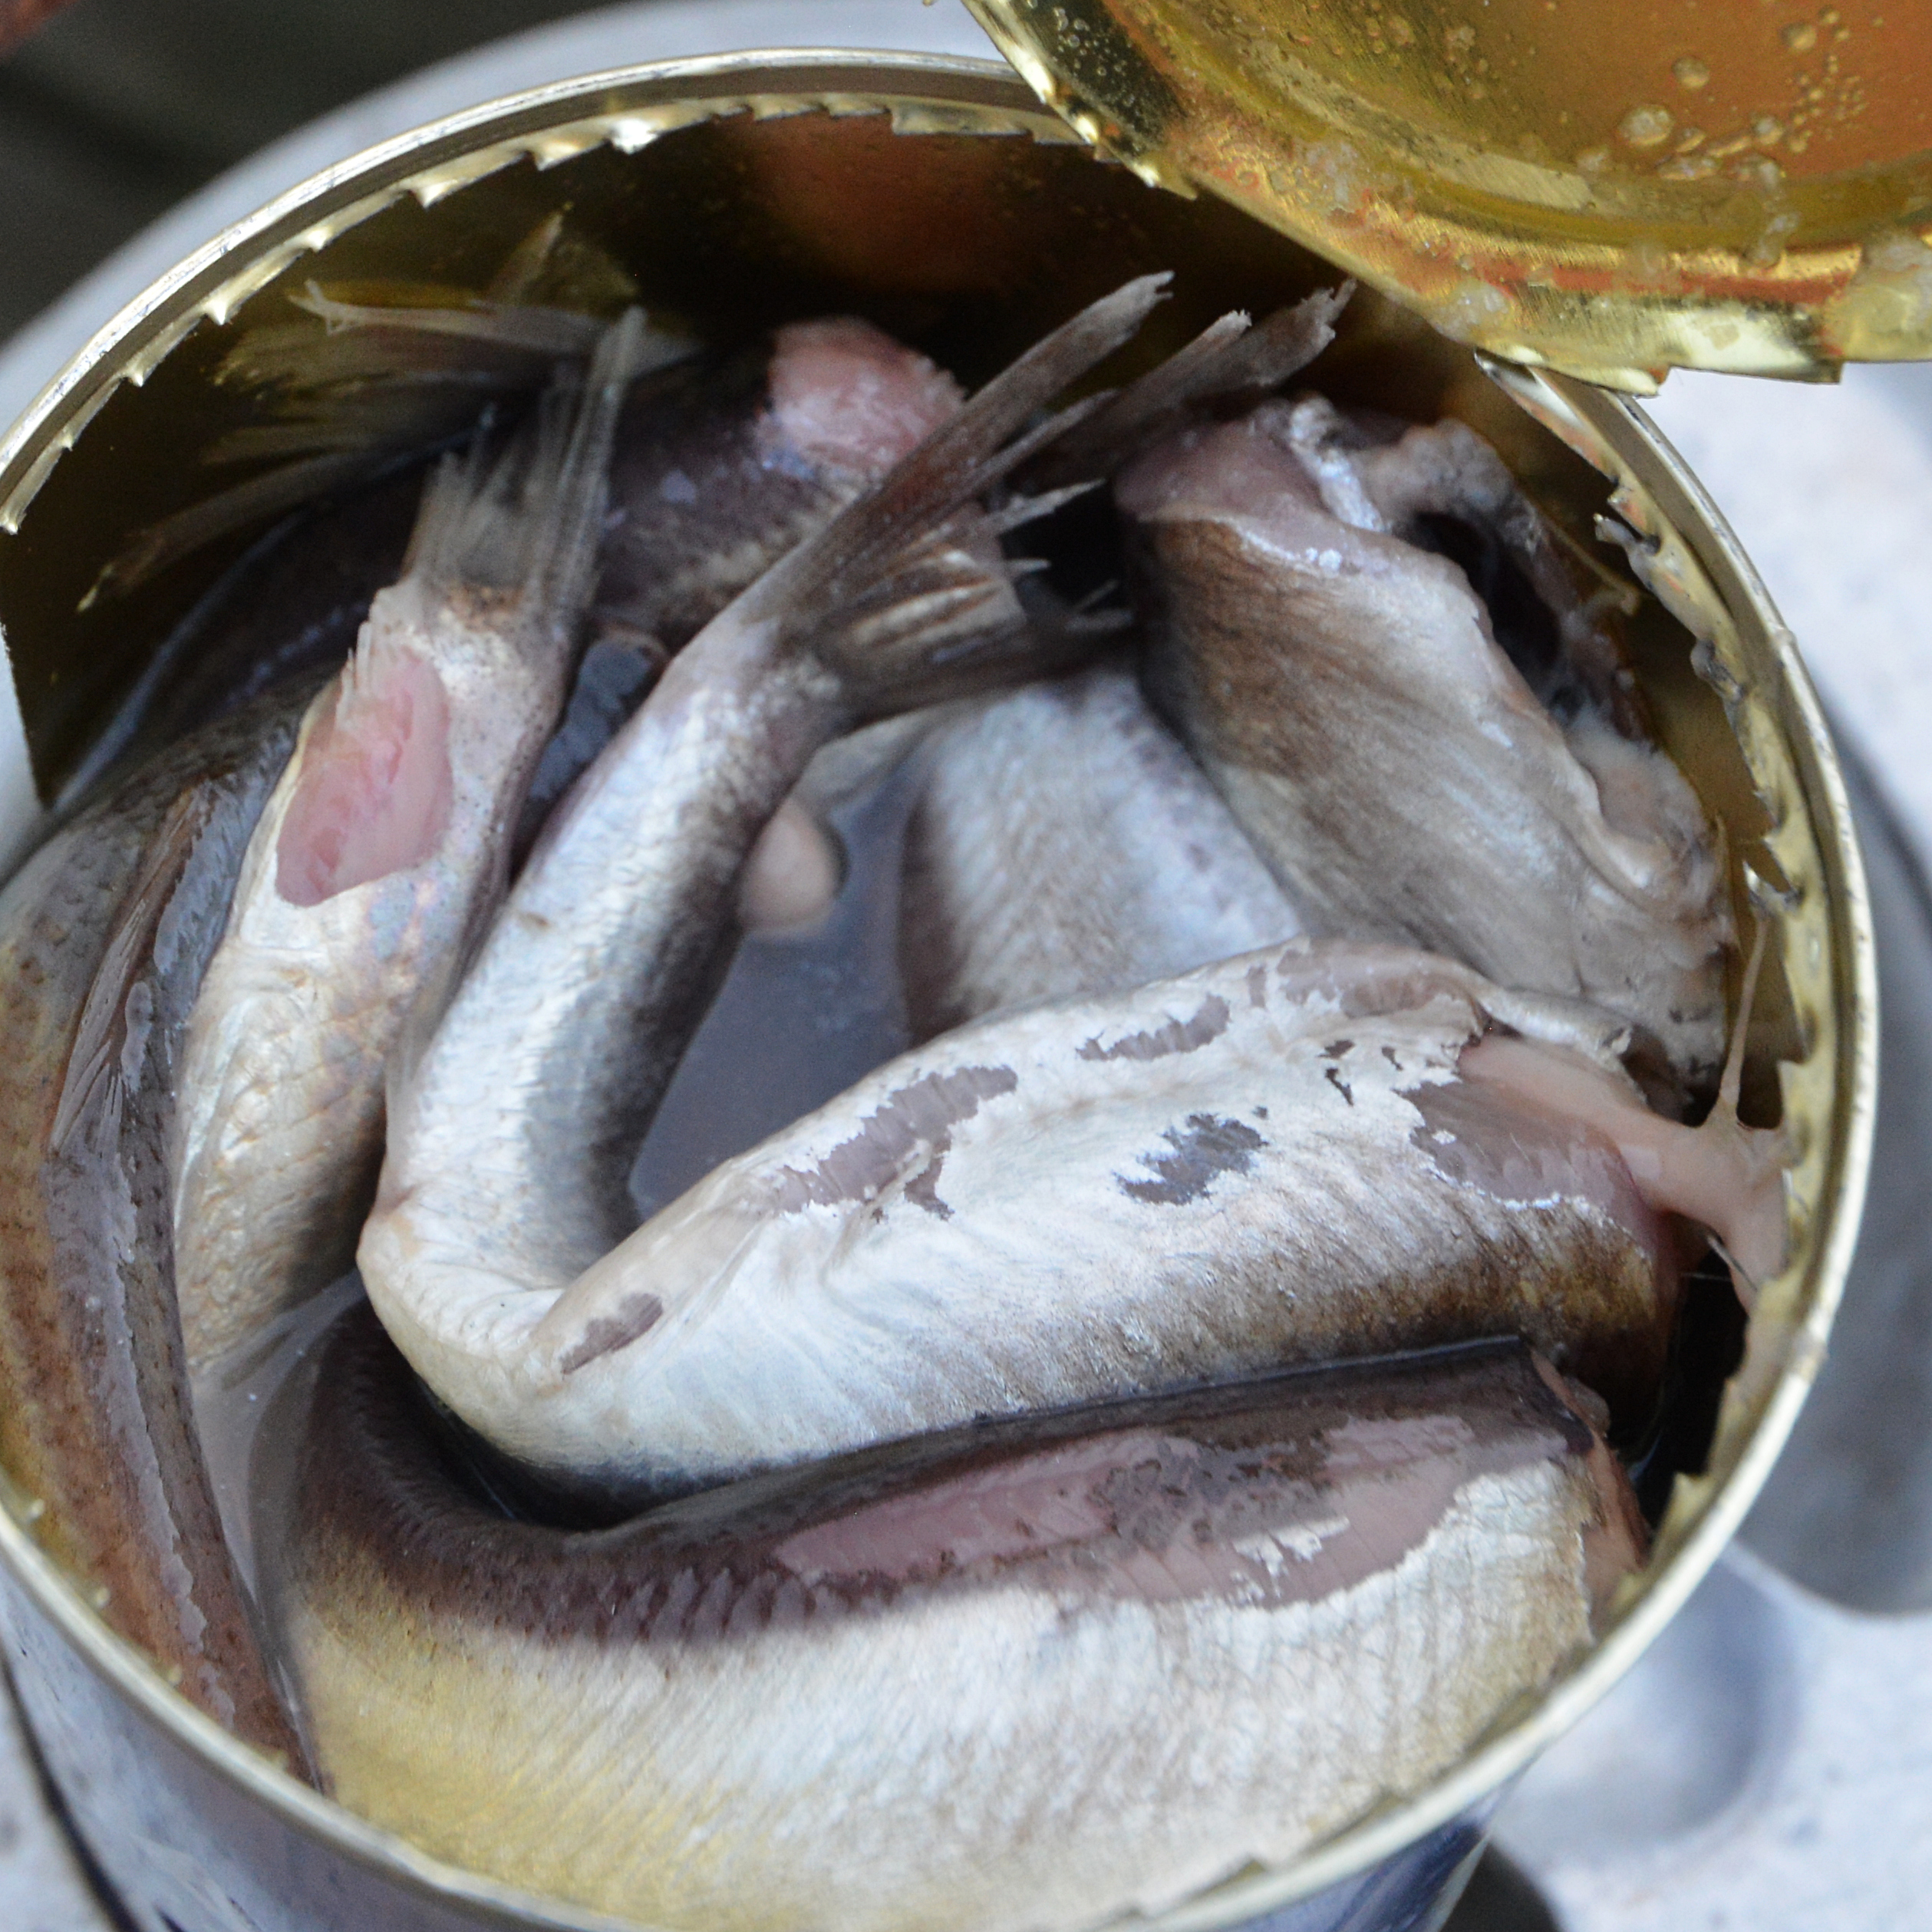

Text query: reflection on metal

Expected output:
[964,0,1932,389]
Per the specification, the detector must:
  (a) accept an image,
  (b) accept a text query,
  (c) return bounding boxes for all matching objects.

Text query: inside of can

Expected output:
[0,63,1860,1928]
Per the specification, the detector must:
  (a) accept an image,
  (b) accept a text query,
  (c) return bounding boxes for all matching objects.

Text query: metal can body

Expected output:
[0,53,1876,1932]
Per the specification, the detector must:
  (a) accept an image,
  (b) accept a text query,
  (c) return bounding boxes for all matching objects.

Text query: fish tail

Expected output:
[1692,915,1788,1306]
[1030,285,1350,486]
[745,275,1172,713]
[291,281,606,358]
[1719,912,1770,1120]
[80,450,381,609]
[219,267,693,398]
[401,308,654,630]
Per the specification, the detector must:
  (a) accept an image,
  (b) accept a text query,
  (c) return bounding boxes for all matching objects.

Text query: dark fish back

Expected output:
[0,687,312,1766]
[598,348,856,651]
[294,1306,1637,1649]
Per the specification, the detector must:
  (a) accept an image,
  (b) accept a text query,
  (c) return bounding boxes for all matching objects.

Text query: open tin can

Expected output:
[0,48,1878,1932]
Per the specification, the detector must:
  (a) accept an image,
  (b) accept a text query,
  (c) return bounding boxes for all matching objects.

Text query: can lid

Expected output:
[963,0,1932,390]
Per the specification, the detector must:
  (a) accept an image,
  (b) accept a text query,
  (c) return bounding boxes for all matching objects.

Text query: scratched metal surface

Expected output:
[2,4,1930,1928]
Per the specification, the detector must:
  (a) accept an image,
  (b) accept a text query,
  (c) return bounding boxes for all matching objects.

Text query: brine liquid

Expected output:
[625,762,918,1223]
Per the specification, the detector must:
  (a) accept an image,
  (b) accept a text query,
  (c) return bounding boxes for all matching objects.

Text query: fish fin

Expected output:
[84,315,669,610]
[1693,916,1789,1307]
[736,277,1169,710]
[796,511,1120,715]
[1718,912,1769,1121]
[218,260,687,396]
[403,308,653,625]
[216,313,532,397]
[292,282,608,358]
[981,480,1105,537]
[1031,285,1350,485]
[481,210,644,315]
[51,790,213,1156]
[767,275,1167,597]
[206,390,496,467]
[486,210,570,303]
[82,259,689,610]
[79,452,380,610]
[272,318,652,903]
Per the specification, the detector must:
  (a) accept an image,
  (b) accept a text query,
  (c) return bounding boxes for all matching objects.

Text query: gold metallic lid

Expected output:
[963,0,1932,390]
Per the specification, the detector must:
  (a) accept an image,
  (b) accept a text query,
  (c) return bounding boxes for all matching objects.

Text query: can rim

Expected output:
[0,48,1880,1932]
[0,48,1067,540]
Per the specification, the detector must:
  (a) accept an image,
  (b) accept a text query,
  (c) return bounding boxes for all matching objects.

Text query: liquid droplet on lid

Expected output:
[1782,21,1819,52]
[1618,104,1676,147]
[1673,56,1712,90]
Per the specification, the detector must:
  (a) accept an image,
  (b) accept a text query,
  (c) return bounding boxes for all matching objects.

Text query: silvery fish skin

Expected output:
[1124,397,1732,1089]
[0,691,315,1762]
[0,302,951,1747]
[278,1312,1643,1932]
[170,314,986,1375]
[168,316,649,1374]
[364,935,1780,1503]
[899,662,1304,1040]
[359,278,1179,1496]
